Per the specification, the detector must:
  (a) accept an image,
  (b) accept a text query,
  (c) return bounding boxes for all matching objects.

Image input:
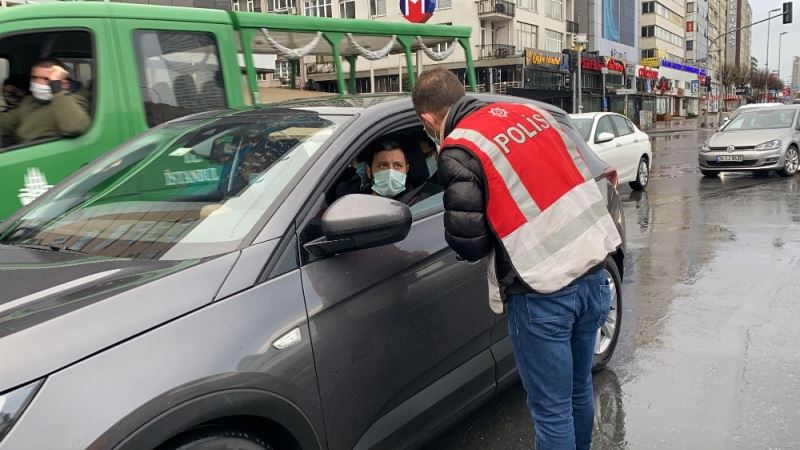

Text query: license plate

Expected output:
[716,155,744,162]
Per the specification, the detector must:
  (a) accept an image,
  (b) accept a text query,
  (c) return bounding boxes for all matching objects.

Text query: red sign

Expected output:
[686,21,694,32]
[581,58,604,72]
[399,0,436,23]
[606,58,625,73]
[638,67,659,80]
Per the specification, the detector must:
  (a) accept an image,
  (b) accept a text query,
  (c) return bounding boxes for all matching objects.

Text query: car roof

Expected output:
[569,112,618,120]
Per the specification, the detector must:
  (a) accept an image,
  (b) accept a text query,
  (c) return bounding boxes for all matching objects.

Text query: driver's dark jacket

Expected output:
[0,92,91,144]
[437,96,530,295]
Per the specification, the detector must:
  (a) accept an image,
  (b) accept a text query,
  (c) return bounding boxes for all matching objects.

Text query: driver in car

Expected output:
[361,138,437,207]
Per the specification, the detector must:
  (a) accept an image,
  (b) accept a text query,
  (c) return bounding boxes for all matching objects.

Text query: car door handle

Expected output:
[616,143,622,147]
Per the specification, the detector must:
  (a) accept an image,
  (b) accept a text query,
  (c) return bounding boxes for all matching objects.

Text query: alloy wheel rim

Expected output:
[595,270,618,355]
[787,148,799,173]
[639,160,649,185]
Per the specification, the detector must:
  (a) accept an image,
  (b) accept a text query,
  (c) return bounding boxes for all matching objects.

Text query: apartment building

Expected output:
[792,56,799,91]
[725,0,751,70]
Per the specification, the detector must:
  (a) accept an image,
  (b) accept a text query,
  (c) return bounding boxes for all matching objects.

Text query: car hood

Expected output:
[709,129,792,147]
[0,244,238,391]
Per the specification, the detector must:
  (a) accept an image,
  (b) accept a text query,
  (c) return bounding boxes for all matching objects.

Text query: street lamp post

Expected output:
[778,31,789,83]
[765,8,781,102]
[574,33,588,113]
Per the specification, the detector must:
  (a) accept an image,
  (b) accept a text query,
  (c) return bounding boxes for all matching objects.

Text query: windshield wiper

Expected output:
[11,242,90,255]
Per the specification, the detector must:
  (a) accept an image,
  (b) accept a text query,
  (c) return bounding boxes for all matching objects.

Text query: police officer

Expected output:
[412,68,621,450]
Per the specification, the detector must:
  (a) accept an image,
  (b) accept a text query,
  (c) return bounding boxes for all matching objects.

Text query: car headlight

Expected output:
[754,140,782,151]
[0,380,43,441]
[701,143,710,153]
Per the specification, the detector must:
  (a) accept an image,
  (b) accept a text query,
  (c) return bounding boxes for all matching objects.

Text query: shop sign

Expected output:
[660,59,707,76]
[638,66,659,80]
[581,58,604,72]
[616,88,637,95]
[606,58,625,73]
[525,49,562,67]
[641,57,660,68]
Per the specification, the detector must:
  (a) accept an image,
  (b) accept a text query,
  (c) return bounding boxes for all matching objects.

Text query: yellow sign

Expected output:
[641,57,660,68]
[525,49,562,67]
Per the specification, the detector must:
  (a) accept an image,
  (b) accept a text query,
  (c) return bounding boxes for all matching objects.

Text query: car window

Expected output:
[0,112,347,260]
[610,115,632,137]
[724,109,796,131]
[0,29,95,151]
[595,116,615,140]
[134,30,227,128]
[624,117,637,133]
[572,118,593,142]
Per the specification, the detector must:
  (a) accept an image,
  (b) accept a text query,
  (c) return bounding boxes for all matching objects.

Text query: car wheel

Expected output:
[700,169,719,178]
[778,146,799,177]
[592,256,622,372]
[163,429,274,450]
[628,157,649,190]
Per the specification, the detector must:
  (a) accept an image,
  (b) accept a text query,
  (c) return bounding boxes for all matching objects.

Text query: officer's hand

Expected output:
[48,65,69,82]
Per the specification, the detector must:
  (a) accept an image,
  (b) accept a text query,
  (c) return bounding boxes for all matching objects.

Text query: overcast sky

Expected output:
[748,1,799,82]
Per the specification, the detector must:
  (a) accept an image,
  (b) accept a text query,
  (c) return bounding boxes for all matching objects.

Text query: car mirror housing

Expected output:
[304,194,412,258]
[596,132,615,144]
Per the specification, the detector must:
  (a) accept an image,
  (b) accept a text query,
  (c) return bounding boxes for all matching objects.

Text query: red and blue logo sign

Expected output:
[400,0,436,23]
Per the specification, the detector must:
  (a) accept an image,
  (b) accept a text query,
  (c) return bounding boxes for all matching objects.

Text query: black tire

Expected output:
[778,146,799,177]
[628,157,650,191]
[700,169,719,178]
[592,256,623,372]
[163,429,273,450]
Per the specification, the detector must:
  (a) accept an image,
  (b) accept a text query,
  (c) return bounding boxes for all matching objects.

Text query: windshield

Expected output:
[723,109,797,131]
[0,111,348,260]
[572,118,593,142]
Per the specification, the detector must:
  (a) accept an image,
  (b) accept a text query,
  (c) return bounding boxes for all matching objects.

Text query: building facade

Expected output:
[792,56,800,92]
[725,0,751,70]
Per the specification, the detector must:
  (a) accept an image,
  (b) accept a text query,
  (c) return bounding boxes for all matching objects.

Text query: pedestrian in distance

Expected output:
[411,68,622,450]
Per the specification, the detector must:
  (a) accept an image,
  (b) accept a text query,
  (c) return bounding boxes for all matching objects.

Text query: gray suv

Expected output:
[0,95,626,450]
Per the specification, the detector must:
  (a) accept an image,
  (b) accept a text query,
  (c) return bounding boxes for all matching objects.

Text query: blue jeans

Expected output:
[507,268,612,450]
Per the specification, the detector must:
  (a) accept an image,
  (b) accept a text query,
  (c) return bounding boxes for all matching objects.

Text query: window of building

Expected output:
[246,0,255,11]
[686,2,694,13]
[437,0,451,9]
[232,0,240,10]
[370,0,386,16]
[687,40,694,50]
[545,0,562,20]
[339,0,355,17]
[544,29,562,53]
[305,0,332,17]
[274,60,291,81]
[516,0,536,12]
[517,22,538,51]
[134,30,226,128]
[641,48,656,59]
[641,26,654,38]
[267,0,296,11]
[642,1,654,13]
[686,21,694,32]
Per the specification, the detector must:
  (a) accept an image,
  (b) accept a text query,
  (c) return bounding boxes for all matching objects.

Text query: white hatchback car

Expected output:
[571,112,653,190]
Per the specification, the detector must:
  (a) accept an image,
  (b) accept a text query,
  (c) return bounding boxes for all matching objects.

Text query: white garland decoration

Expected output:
[345,33,397,60]
[416,36,457,61]
[260,28,323,59]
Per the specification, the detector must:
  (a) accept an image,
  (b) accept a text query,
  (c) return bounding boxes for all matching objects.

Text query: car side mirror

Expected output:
[595,132,615,144]
[304,194,412,258]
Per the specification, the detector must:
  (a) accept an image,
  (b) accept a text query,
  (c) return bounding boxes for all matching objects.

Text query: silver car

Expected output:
[699,105,800,177]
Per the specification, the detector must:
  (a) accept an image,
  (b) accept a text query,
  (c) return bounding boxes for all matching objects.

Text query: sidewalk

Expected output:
[642,117,702,134]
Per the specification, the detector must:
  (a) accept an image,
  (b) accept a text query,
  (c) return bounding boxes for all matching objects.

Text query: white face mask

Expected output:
[30,83,53,102]
[425,154,438,177]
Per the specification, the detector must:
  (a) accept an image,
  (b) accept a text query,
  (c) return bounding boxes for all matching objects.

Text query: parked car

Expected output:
[571,112,653,191]
[0,94,626,450]
[699,105,800,177]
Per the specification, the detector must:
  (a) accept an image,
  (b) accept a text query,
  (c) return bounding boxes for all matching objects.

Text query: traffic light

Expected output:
[783,1,792,24]
[704,75,711,86]
[626,77,632,89]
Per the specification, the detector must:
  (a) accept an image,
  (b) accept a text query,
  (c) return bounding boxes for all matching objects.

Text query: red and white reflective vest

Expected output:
[443,102,622,313]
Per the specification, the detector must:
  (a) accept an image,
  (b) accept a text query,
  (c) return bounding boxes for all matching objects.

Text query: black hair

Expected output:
[366,138,407,166]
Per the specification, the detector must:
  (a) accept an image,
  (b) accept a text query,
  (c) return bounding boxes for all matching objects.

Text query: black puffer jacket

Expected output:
[437,97,528,294]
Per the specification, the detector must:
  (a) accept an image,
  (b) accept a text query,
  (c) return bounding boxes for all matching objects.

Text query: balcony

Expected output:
[477,44,516,59]
[476,0,515,20]
[566,20,579,34]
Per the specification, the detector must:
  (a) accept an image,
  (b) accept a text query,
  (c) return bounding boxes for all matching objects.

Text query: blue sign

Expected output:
[660,59,707,76]
[691,80,700,94]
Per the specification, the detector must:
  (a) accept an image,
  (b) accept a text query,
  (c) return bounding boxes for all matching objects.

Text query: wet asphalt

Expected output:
[425,128,800,449]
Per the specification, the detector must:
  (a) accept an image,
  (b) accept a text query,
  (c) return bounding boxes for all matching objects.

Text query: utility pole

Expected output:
[574,33,588,113]
[765,8,781,102]
[778,32,788,83]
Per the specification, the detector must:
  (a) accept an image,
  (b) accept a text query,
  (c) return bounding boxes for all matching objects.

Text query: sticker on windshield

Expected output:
[169,147,194,157]
[18,167,53,206]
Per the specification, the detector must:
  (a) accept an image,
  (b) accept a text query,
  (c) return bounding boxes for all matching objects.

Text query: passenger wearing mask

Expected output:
[362,139,436,206]
[0,59,91,146]
[1,75,27,112]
